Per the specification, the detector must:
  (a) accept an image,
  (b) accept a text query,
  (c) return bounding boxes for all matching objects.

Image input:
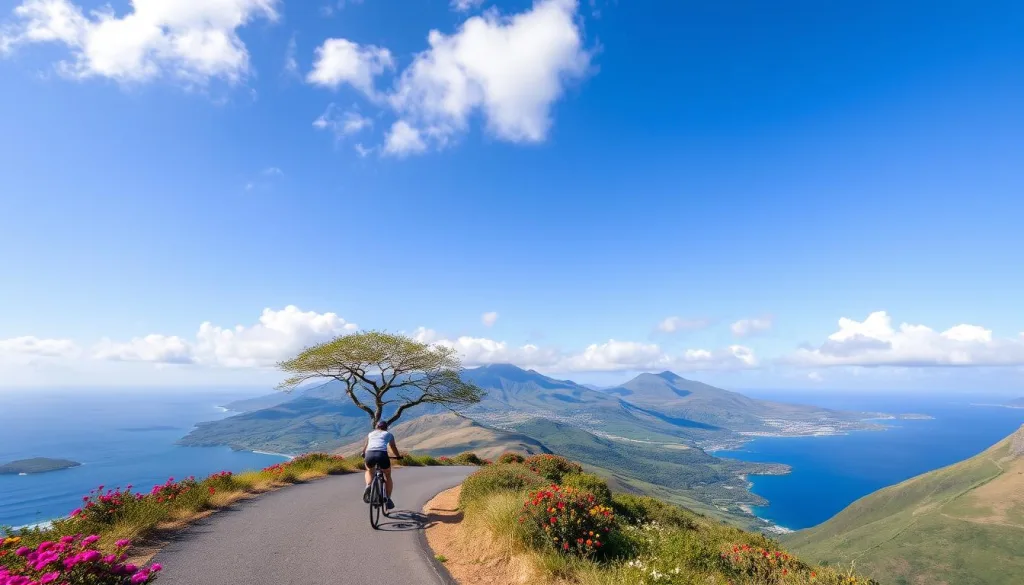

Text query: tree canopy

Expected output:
[276,331,485,426]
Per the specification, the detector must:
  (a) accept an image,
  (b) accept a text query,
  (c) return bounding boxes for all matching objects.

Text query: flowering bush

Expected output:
[519,485,615,558]
[497,452,525,465]
[718,543,849,584]
[523,454,582,483]
[0,534,161,585]
[70,486,141,523]
[149,477,200,504]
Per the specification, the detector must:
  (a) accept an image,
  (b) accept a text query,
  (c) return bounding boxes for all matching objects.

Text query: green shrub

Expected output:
[560,472,612,505]
[519,484,615,558]
[459,463,547,505]
[497,452,526,464]
[399,454,442,466]
[524,454,583,483]
[452,452,485,466]
[611,494,698,529]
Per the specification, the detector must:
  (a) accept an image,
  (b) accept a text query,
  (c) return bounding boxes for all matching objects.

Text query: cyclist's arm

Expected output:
[360,436,368,458]
[388,437,402,459]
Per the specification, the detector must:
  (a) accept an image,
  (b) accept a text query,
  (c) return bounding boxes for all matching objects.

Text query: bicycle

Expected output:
[367,456,398,529]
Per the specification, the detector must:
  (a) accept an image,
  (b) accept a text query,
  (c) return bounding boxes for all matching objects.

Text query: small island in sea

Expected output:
[0,457,81,475]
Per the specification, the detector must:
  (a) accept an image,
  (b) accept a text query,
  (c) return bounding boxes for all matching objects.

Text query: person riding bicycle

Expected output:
[361,420,402,510]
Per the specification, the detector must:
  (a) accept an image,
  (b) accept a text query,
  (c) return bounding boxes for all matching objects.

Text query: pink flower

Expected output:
[82,535,101,546]
[130,570,151,584]
[151,563,163,572]
[115,539,131,549]
[39,572,60,584]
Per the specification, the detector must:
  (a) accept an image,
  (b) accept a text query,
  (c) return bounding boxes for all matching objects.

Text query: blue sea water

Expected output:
[0,389,289,528]
[716,391,1024,531]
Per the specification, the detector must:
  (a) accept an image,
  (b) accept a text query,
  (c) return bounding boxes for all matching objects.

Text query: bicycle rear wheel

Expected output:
[369,479,382,529]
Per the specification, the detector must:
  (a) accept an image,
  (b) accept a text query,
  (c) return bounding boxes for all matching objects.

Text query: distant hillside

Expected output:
[179,395,385,454]
[1007,397,1024,407]
[785,424,1024,585]
[337,413,551,459]
[599,371,879,441]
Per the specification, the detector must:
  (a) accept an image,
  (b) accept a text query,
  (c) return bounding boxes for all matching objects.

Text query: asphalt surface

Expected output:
[153,466,475,585]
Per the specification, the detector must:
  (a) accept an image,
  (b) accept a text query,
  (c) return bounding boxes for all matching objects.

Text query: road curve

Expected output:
[153,466,475,585]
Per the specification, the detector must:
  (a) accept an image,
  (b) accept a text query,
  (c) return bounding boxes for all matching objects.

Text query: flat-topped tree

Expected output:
[276,331,485,427]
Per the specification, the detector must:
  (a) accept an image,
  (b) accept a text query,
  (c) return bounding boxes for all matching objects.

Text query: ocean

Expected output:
[0,388,289,528]
[716,391,1024,531]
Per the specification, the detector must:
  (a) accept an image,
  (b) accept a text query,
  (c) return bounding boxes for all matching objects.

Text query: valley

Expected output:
[178,364,885,529]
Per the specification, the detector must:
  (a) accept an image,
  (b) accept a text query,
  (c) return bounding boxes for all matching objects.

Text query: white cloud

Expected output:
[808,371,823,382]
[383,120,427,156]
[731,316,773,337]
[481,311,499,327]
[306,38,393,98]
[789,311,1024,367]
[557,340,757,372]
[436,336,561,368]
[313,103,373,138]
[92,306,358,368]
[354,143,373,157]
[0,336,79,357]
[193,306,358,367]
[388,0,591,152]
[450,0,485,11]
[657,316,711,333]
[0,0,278,84]
[94,334,193,364]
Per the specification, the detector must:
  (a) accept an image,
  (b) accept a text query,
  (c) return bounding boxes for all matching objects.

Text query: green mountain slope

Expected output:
[336,412,551,459]
[784,424,1024,585]
[511,417,789,530]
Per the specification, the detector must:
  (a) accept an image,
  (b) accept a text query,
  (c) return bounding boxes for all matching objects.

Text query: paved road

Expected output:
[154,467,475,585]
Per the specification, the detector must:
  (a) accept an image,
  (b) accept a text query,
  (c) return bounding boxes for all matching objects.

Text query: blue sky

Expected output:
[1,0,1022,391]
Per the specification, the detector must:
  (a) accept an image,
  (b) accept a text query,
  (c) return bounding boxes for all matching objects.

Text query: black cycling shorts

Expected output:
[365,450,391,470]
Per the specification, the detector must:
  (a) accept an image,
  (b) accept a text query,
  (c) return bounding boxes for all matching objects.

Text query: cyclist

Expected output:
[361,420,402,510]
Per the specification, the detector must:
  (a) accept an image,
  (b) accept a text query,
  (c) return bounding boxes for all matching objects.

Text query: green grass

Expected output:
[452,458,877,585]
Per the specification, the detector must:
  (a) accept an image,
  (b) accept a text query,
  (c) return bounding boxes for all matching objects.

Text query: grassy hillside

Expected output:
[512,418,789,529]
[429,456,875,585]
[785,424,1024,585]
[337,413,552,459]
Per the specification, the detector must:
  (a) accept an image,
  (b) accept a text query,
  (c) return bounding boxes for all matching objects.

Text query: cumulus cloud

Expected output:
[0,336,79,357]
[387,0,591,152]
[193,306,358,367]
[657,316,711,333]
[788,311,1024,367]
[313,103,373,138]
[0,0,279,84]
[481,311,499,327]
[306,38,393,98]
[731,316,773,337]
[92,306,358,368]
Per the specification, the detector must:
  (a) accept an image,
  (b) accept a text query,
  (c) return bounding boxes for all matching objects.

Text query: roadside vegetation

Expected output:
[2,451,485,585]
[445,453,879,585]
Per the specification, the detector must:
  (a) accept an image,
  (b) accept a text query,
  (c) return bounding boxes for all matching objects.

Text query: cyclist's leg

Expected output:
[383,467,394,497]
